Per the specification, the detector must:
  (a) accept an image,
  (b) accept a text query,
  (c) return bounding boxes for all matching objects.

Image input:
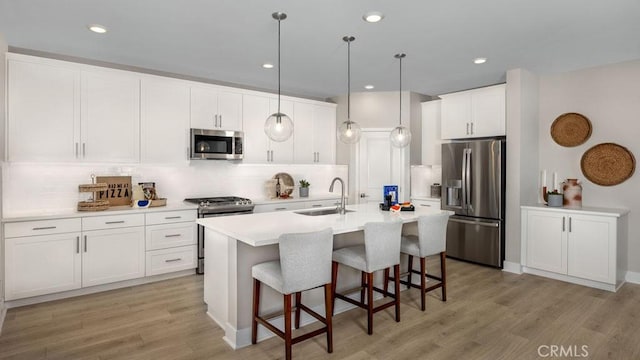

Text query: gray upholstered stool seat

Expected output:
[251,228,334,360]
[331,221,403,335]
[387,212,451,311]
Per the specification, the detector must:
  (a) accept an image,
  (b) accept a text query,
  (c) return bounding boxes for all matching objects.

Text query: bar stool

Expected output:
[251,228,334,360]
[331,221,403,335]
[387,213,450,311]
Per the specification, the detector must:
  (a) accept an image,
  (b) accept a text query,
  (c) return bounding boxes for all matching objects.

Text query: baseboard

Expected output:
[626,271,640,284]
[502,261,522,274]
[0,303,6,335]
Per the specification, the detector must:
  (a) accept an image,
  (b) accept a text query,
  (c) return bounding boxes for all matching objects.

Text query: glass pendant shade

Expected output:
[265,12,293,142]
[338,120,362,144]
[391,53,411,148]
[264,112,293,142]
[390,125,412,148]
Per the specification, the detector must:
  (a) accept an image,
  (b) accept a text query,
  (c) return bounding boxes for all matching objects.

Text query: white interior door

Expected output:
[356,130,408,204]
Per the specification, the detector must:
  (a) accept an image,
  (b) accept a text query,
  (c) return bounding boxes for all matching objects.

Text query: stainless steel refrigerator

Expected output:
[441,138,505,268]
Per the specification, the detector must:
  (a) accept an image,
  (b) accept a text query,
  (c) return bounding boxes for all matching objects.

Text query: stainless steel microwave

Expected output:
[190,129,243,160]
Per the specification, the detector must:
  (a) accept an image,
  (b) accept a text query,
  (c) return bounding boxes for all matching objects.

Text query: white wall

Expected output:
[537,59,640,272]
[1,162,348,217]
[505,69,539,264]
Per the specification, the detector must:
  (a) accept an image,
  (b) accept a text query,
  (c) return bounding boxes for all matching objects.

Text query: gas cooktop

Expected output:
[184,196,254,215]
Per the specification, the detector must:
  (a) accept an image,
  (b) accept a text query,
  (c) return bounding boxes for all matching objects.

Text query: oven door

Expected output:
[190,129,243,160]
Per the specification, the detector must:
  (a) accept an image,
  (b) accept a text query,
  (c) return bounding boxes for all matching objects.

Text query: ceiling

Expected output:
[1,0,639,100]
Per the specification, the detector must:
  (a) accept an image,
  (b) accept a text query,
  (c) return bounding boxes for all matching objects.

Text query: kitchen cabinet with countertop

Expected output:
[521,205,628,291]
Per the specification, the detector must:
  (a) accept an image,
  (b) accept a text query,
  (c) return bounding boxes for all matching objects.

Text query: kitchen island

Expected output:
[197,202,451,349]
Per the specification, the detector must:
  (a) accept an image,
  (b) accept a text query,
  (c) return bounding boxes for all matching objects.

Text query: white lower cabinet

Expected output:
[145,210,197,276]
[3,209,197,301]
[253,198,341,213]
[5,232,82,300]
[411,198,441,209]
[521,206,627,291]
[81,227,145,287]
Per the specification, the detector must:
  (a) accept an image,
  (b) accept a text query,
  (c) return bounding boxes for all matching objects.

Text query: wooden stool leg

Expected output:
[367,272,374,335]
[420,257,427,311]
[252,279,260,344]
[331,261,338,315]
[441,252,447,301]
[324,283,334,353]
[284,294,292,360]
[294,292,302,329]
[383,268,390,297]
[394,264,401,322]
[360,271,366,303]
[407,255,414,289]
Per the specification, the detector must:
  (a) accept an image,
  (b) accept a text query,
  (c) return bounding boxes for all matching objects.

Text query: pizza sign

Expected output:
[96,176,132,206]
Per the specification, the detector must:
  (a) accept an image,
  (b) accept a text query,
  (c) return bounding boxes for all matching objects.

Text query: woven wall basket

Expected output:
[550,112,592,147]
[581,143,635,186]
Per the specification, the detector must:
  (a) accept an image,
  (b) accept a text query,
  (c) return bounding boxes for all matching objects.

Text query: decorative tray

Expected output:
[581,142,635,186]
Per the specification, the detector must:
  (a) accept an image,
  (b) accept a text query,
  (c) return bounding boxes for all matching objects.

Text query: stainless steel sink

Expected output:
[294,208,355,216]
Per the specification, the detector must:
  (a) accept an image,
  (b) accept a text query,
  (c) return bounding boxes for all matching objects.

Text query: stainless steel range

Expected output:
[184,196,254,274]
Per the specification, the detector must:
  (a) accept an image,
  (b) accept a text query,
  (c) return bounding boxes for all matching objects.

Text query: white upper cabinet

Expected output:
[421,100,442,165]
[190,85,242,131]
[7,57,80,162]
[81,70,140,163]
[293,102,336,164]
[440,84,505,139]
[7,54,140,163]
[141,77,190,163]
[241,94,294,164]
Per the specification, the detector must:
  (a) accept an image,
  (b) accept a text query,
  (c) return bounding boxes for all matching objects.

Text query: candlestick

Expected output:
[553,172,558,192]
[541,169,547,188]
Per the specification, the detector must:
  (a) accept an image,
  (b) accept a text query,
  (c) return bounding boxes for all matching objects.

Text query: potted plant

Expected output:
[547,190,563,207]
[299,179,310,198]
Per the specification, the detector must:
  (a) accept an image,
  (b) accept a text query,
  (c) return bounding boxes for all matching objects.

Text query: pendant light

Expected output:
[337,36,362,144]
[390,53,412,148]
[264,12,293,142]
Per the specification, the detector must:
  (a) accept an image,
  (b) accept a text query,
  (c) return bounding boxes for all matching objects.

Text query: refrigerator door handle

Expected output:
[465,149,472,211]
[461,148,468,210]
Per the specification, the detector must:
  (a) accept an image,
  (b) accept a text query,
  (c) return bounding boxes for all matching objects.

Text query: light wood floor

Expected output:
[2,259,640,359]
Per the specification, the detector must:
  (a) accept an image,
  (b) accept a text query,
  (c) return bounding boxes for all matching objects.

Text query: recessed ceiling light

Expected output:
[473,57,487,64]
[88,24,107,34]
[363,11,384,23]
[262,63,274,69]
[364,85,375,90]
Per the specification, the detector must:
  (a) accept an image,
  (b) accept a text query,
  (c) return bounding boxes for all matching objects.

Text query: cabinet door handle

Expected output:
[105,220,125,224]
[219,114,222,128]
[275,207,287,211]
[165,216,182,219]
[311,204,323,208]
[420,204,432,207]
[569,217,572,232]
[82,143,86,157]
[75,143,79,158]
[76,236,80,254]
[165,234,182,238]
[214,114,218,127]
[84,235,88,252]
[466,123,470,135]
[32,226,56,231]
[562,217,566,232]
[165,258,182,263]
[266,150,270,162]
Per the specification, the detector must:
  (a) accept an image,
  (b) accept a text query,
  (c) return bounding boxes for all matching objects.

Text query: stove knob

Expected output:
[205,201,210,206]
[199,201,205,207]
[247,200,252,205]
[235,201,240,205]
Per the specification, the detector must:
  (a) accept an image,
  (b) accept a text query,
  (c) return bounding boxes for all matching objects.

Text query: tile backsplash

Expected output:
[1,162,348,217]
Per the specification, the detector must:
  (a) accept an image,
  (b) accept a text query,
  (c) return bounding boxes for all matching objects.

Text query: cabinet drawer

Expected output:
[305,199,341,208]
[253,202,306,213]
[146,245,197,276]
[145,210,197,225]
[412,199,441,209]
[82,214,145,231]
[146,223,196,250]
[4,218,82,238]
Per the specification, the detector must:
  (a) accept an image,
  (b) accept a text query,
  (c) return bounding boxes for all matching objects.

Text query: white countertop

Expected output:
[2,202,199,223]
[197,202,452,247]
[251,193,341,205]
[521,204,629,217]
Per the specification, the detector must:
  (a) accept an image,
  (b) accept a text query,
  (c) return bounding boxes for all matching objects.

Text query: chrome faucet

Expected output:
[329,177,346,214]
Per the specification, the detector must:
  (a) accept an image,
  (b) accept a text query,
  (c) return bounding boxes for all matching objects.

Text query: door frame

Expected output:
[352,128,410,204]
